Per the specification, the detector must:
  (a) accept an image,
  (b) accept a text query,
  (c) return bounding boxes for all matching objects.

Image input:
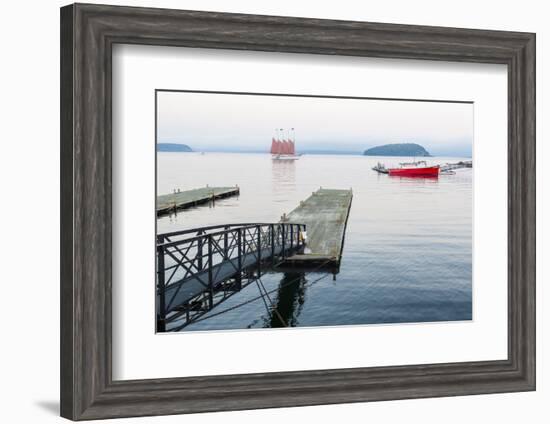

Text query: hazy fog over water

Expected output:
[157,91,474,157]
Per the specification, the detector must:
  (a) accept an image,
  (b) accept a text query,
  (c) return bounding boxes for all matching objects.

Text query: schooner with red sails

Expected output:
[270,128,300,160]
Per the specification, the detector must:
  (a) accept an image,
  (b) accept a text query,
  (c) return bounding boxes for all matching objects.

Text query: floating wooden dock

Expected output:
[157,186,239,216]
[281,188,353,271]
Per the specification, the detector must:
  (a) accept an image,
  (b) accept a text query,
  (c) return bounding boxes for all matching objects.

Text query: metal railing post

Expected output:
[236,228,242,290]
[197,231,203,270]
[257,225,261,276]
[156,243,166,332]
[270,224,275,265]
[281,224,286,259]
[290,224,294,251]
[207,234,213,307]
[223,226,229,259]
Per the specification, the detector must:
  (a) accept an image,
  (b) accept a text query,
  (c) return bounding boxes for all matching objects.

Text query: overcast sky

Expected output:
[157,91,473,157]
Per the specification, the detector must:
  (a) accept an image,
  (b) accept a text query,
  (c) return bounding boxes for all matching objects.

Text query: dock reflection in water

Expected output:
[264,273,307,328]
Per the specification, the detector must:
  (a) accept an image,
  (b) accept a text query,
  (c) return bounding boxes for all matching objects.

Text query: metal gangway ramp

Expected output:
[156,223,306,331]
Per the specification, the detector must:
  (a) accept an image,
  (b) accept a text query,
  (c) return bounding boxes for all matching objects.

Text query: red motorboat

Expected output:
[387,160,439,177]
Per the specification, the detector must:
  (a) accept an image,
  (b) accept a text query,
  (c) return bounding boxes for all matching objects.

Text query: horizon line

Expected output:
[156,149,472,158]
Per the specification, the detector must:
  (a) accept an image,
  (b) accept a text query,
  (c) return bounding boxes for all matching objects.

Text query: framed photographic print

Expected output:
[60,3,536,420]
[154,90,474,333]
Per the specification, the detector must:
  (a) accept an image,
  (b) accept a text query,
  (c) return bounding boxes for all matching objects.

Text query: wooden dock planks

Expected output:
[281,188,353,270]
[157,186,239,216]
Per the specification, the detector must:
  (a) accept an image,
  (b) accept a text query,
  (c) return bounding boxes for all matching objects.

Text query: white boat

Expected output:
[272,153,300,161]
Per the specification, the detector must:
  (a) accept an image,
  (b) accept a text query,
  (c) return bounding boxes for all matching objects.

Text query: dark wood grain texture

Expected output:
[60,3,536,420]
[60,4,75,419]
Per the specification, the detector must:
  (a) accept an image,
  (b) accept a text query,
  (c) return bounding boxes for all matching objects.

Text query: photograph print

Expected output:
[155,90,473,333]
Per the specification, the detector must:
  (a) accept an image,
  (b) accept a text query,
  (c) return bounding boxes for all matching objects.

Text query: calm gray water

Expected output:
[157,152,472,331]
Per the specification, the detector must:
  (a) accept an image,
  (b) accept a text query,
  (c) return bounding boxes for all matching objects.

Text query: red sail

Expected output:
[283,140,291,154]
[271,137,296,155]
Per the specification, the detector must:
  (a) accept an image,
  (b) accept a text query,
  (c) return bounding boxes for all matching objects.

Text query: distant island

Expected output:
[157,143,193,152]
[363,143,431,157]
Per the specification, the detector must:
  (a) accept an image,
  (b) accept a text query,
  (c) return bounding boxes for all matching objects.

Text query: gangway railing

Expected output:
[157,222,306,331]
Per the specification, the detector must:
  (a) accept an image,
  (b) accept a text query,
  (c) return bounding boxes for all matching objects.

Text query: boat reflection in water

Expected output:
[271,158,296,197]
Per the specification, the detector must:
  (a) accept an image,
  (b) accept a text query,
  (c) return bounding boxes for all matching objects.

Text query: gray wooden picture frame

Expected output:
[60,3,536,421]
